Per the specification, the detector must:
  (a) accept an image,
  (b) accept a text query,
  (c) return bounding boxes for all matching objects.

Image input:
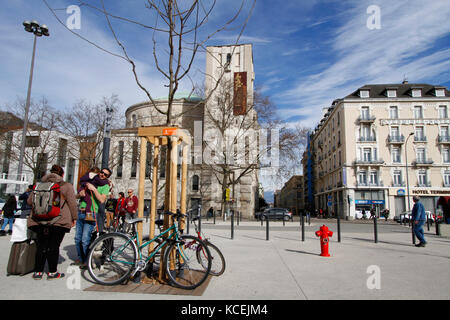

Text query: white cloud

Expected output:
[277,0,450,129]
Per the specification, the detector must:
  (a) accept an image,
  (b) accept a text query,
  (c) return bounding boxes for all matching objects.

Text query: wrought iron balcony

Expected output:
[438,135,450,144]
[358,136,377,142]
[354,158,384,165]
[357,115,376,123]
[356,181,384,187]
[412,158,434,166]
[392,182,406,187]
[413,135,427,142]
[417,182,431,187]
[388,134,405,144]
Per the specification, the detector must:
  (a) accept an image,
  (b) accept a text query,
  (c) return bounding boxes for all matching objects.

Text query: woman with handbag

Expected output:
[0,195,17,236]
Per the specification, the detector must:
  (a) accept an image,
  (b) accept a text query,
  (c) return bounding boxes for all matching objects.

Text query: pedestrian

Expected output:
[27,164,78,280]
[74,167,111,269]
[370,208,376,219]
[0,195,17,236]
[362,209,367,219]
[19,185,33,217]
[412,196,427,247]
[125,189,138,220]
[78,167,109,222]
[105,193,117,231]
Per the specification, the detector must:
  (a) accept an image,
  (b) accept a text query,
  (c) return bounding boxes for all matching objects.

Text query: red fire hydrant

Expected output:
[315,225,333,257]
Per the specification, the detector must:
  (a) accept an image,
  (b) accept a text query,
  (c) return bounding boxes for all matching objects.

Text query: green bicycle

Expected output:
[87,211,212,290]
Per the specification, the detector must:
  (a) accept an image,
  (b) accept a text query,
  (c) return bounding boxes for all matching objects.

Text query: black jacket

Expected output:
[2,198,17,218]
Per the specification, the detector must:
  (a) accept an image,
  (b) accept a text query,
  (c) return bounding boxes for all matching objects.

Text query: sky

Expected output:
[1,0,450,197]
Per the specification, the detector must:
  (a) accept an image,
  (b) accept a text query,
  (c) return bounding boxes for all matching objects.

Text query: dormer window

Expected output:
[412,88,422,98]
[387,89,397,98]
[435,88,445,97]
[359,90,370,98]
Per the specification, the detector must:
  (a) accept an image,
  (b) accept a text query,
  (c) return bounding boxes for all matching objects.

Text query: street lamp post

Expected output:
[405,132,416,244]
[16,21,49,193]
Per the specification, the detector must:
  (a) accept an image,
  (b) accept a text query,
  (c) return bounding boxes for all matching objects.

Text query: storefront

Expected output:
[388,188,450,217]
[354,190,386,217]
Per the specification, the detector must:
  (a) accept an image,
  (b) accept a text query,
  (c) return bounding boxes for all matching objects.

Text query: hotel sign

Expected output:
[412,189,450,195]
[381,119,450,126]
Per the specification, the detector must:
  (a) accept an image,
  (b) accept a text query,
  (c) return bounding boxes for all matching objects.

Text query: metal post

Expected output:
[237,211,239,226]
[337,208,341,242]
[434,197,440,236]
[231,211,234,240]
[186,210,190,234]
[374,216,378,243]
[198,205,201,235]
[301,212,305,242]
[16,35,37,194]
[266,217,269,241]
[213,209,216,225]
[427,213,430,231]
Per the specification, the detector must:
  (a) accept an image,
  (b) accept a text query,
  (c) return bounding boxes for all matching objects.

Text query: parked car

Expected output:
[394,211,443,223]
[255,208,292,221]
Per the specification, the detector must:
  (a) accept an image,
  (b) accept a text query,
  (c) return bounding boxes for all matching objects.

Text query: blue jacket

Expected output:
[411,201,426,221]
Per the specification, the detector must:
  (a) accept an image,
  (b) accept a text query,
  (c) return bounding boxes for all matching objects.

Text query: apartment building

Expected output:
[308,81,450,219]
[278,175,303,214]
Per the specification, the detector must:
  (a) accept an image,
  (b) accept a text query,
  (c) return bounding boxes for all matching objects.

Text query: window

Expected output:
[361,125,371,140]
[363,148,372,162]
[418,170,428,186]
[444,170,450,186]
[25,136,39,148]
[414,106,423,119]
[369,171,378,185]
[57,138,68,167]
[66,158,75,184]
[443,147,450,163]
[439,106,448,119]
[361,107,370,119]
[132,114,137,128]
[392,147,401,163]
[360,90,369,98]
[389,106,398,119]
[412,89,422,98]
[117,141,124,178]
[192,175,199,191]
[415,126,425,141]
[393,170,402,186]
[387,89,397,98]
[36,153,48,181]
[416,147,426,162]
[130,141,138,178]
[440,126,449,140]
[358,171,367,185]
[436,89,445,97]
[390,126,400,139]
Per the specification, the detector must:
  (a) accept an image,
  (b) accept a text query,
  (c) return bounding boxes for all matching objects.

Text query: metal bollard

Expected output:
[213,210,216,225]
[427,214,430,231]
[283,216,285,227]
[231,212,234,240]
[301,213,305,242]
[266,217,269,240]
[436,215,440,236]
[198,211,202,235]
[337,212,341,243]
[374,216,378,243]
[237,211,240,226]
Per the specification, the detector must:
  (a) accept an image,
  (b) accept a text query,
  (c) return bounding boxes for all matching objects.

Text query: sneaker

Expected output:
[79,263,87,270]
[0,230,6,236]
[32,272,43,280]
[415,242,426,247]
[47,272,65,279]
[7,230,12,235]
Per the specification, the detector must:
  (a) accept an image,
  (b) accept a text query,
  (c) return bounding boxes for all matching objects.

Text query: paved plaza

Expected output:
[0,218,449,300]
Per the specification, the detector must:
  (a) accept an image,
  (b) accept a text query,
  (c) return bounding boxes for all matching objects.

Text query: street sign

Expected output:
[225,188,231,201]
[327,201,333,207]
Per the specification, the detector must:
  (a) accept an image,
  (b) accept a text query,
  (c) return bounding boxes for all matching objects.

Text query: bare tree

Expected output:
[1,97,63,183]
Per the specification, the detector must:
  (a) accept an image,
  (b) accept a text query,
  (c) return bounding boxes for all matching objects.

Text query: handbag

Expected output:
[10,218,28,242]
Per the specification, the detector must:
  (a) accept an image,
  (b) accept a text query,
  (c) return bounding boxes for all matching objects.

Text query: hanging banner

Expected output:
[233,72,247,115]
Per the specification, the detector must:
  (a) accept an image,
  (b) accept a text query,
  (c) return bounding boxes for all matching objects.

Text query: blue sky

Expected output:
[1,0,450,196]
[1,0,449,126]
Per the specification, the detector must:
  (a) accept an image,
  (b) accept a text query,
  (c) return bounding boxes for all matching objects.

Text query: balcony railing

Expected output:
[388,134,405,143]
[412,158,434,166]
[417,182,431,187]
[392,182,406,187]
[356,181,384,187]
[354,158,384,165]
[358,136,377,142]
[357,115,376,122]
[414,136,427,142]
[438,135,450,143]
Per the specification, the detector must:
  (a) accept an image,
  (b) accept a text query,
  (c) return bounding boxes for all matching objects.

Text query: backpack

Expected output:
[31,182,65,224]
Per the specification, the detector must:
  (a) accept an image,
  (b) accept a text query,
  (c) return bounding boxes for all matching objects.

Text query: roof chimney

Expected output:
[402,75,408,84]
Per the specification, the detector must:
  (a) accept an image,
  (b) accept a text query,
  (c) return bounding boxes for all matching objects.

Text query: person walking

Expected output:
[27,164,78,280]
[105,193,117,231]
[19,185,33,217]
[124,189,138,220]
[412,196,427,247]
[0,195,17,236]
[74,168,111,269]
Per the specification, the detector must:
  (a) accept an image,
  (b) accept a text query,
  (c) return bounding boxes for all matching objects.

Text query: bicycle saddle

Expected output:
[125,218,144,224]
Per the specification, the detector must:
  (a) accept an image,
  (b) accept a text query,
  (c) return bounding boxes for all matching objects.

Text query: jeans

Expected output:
[75,211,96,263]
[1,217,14,231]
[413,220,426,244]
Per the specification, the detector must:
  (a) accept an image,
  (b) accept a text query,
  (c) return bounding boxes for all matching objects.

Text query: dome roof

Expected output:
[155,91,203,102]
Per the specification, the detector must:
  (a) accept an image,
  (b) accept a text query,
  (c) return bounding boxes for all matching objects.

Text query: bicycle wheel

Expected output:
[87,232,138,286]
[164,235,211,290]
[197,241,226,276]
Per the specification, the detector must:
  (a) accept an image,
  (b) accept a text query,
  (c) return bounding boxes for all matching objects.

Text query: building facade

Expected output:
[278,175,304,214]
[309,82,450,219]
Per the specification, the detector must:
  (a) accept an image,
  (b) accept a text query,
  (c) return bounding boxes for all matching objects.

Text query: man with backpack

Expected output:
[27,164,78,280]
